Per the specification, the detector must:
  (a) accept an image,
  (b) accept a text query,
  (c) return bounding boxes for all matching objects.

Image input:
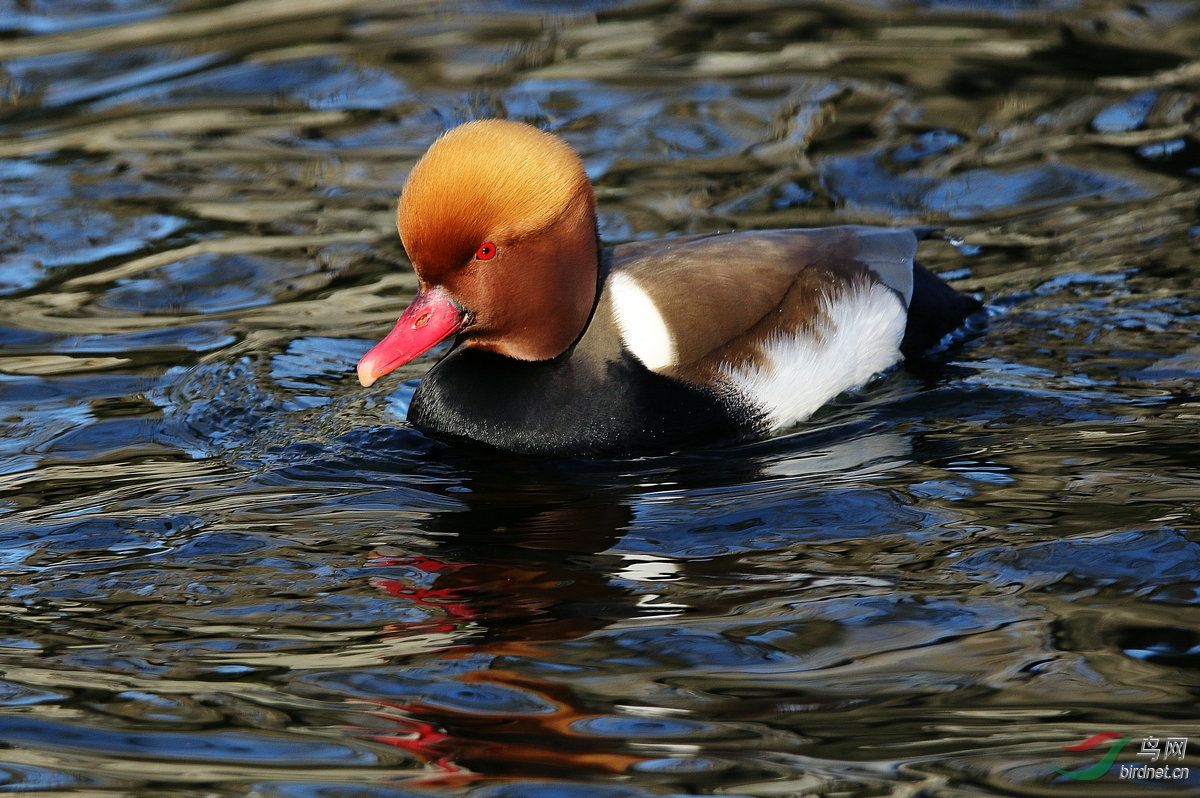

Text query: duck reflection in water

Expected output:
[371,460,640,643]
[351,458,656,783]
[339,419,958,783]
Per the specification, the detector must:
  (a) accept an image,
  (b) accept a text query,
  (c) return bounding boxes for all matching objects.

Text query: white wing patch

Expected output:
[610,271,676,371]
[722,280,907,430]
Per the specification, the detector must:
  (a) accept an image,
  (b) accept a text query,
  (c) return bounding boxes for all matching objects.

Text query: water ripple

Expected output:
[0,716,385,766]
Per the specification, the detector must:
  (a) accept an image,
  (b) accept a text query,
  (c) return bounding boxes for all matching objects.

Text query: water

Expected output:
[1,0,1199,794]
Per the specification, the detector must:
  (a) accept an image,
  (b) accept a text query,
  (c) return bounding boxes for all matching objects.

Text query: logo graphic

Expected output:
[1051,732,1133,781]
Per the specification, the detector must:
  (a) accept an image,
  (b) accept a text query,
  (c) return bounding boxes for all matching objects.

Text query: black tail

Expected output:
[900,262,984,359]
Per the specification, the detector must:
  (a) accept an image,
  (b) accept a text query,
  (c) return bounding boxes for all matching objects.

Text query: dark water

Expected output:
[2,1,1199,794]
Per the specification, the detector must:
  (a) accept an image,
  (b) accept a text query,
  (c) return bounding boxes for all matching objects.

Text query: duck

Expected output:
[356,119,983,457]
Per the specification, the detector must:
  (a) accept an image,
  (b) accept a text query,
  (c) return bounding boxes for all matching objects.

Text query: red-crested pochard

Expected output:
[357,120,983,456]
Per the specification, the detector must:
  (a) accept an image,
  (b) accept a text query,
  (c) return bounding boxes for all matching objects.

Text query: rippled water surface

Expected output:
[2,1,1200,795]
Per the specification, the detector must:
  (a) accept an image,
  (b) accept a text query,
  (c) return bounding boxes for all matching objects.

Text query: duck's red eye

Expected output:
[475,242,497,261]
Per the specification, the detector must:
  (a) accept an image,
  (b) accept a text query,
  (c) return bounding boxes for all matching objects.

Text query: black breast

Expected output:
[407,346,762,457]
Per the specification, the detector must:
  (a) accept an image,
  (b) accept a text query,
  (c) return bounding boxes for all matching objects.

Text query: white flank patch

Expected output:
[722,281,907,430]
[610,271,676,371]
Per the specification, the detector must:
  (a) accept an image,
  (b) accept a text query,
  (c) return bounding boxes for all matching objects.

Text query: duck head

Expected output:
[357,120,600,387]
